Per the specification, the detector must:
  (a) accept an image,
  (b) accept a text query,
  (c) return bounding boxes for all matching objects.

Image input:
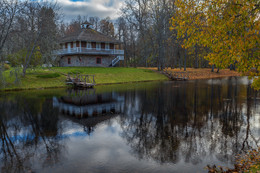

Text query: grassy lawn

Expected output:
[53,67,168,84]
[1,67,168,91]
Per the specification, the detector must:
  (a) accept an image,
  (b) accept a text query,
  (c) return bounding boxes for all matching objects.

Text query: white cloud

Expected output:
[56,0,124,23]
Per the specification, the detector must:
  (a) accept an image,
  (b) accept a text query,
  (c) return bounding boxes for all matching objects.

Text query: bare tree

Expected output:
[99,17,115,37]
[0,0,20,63]
[8,1,60,76]
[89,16,100,31]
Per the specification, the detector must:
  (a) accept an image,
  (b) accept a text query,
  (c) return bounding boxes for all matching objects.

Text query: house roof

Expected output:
[60,28,120,44]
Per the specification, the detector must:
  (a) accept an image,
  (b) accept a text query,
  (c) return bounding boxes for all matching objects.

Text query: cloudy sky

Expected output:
[56,0,125,22]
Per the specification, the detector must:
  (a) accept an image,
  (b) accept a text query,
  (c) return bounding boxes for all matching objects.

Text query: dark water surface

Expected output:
[0,77,259,173]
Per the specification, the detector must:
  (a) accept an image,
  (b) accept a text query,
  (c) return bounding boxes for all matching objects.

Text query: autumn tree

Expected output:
[171,0,260,89]
[99,17,115,37]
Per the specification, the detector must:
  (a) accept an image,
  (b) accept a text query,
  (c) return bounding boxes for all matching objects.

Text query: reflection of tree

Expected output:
[0,96,63,172]
[119,77,259,165]
[241,83,259,151]
[0,97,26,173]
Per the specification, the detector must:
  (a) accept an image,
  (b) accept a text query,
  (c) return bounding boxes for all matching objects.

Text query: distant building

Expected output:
[54,22,124,67]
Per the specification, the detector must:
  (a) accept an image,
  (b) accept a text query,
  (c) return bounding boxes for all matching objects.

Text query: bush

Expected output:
[4,64,10,70]
[207,147,260,172]
[36,73,61,78]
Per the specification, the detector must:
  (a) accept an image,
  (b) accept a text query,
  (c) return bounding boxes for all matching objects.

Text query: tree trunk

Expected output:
[23,27,41,76]
[195,44,198,68]
[211,65,214,72]
[184,49,187,71]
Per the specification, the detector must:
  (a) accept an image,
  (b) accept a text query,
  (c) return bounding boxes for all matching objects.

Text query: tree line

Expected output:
[0,0,259,88]
[0,0,221,72]
[0,0,61,76]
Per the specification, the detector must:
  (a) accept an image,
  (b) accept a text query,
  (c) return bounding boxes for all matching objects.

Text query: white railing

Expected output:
[53,47,124,55]
[111,56,124,66]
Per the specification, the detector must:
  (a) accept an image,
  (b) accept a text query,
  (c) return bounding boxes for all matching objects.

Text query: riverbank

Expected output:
[207,147,260,172]
[141,67,241,80]
[1,67,243,91]
[0,67,168,91]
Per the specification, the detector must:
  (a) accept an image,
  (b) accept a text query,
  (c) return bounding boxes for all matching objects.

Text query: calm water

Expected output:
[0,77,259,173]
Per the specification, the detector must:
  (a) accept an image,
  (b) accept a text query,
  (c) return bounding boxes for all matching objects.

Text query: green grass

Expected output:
[36,73,61,78]
[1,67,168,91]
[250,165,260,173]
[53,67,167,84]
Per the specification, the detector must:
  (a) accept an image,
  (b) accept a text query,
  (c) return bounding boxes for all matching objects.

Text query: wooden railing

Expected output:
[66,73,96,88]
[111,56,124,66]
[54,47,124,56]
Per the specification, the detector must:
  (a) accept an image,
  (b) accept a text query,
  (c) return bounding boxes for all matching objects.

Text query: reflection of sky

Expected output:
[1,108,259,173]
[39,118,211,173]
[1,78,260,173]
[206,76,253,85]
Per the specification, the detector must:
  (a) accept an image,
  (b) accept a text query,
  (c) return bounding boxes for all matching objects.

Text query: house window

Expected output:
[81,41,86,48]
[68,57,71,64]
[87,42,92,49]
[65,43,68,49]
[96,57,102,64]
[71,42,74,48]
[101,43,105,49]
[110,43,114,49]
[105,43,109,50]
[92,42,96,49]
[96,43,101,50]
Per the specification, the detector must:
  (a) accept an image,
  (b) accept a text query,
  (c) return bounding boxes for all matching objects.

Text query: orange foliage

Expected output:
[140,68,241,80]
[206,147,260,173]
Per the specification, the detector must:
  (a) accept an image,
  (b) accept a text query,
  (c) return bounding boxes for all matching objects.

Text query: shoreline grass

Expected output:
[1,67,168,91]
[1,67,243,92]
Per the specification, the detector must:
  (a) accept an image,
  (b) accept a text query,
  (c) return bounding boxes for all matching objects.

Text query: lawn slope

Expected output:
[1,67,168,91]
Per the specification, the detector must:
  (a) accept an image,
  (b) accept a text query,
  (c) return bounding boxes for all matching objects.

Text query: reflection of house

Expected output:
[53,91,124,118]
[54,22,124,67]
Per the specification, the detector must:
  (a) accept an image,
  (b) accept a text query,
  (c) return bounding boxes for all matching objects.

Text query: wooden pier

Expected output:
[66,73,96,88]
[164,70,189,81]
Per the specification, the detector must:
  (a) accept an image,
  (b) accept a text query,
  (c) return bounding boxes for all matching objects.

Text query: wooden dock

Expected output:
[66,73,96,88]
[164,70,189,81]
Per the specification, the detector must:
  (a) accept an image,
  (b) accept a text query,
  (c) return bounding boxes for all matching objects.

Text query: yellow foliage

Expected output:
[171,0,260,90]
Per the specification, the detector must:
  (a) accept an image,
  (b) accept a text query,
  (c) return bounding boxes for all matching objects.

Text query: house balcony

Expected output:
[54,47,124,56]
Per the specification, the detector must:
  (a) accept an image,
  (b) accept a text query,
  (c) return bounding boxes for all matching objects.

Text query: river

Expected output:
[0,77,259,173]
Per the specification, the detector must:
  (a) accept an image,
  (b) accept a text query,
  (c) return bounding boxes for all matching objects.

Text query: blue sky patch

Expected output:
[69,0,86,2]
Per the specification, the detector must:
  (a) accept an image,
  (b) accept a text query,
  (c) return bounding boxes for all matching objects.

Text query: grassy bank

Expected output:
[1,67,168,91]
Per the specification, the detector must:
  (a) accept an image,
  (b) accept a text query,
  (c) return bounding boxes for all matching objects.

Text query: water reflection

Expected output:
[0,77,259,173]
[53,89,124,118]
[53,89,125,134]
[120,77,259,166]
[0,96,63,173]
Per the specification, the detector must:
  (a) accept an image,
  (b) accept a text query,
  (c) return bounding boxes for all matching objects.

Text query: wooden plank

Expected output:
[66,73,96,88]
